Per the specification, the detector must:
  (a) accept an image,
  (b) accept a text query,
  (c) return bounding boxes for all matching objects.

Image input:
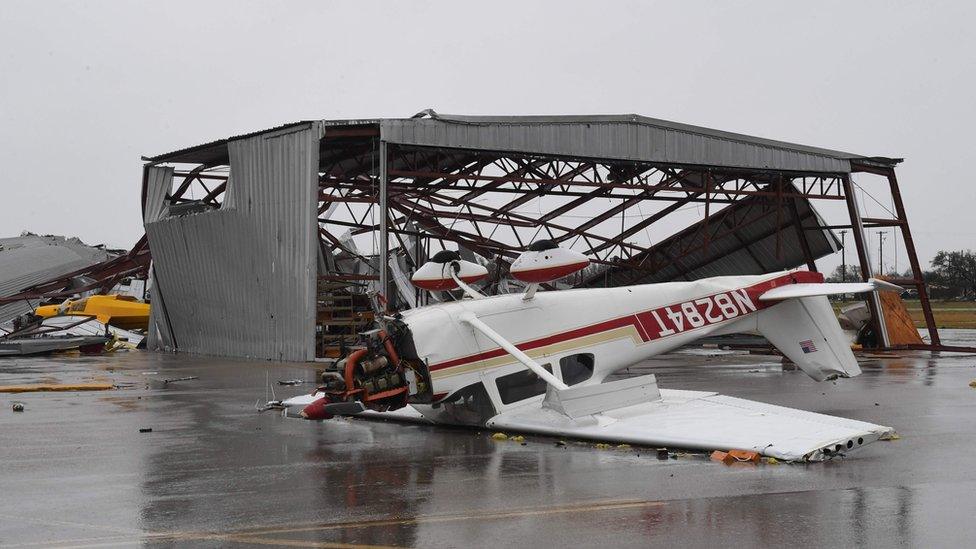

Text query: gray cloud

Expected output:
[1,0,973,274]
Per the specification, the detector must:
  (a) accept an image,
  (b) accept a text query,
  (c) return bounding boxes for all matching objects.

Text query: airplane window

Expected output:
[495,364,553,405]
[560,354,594,386]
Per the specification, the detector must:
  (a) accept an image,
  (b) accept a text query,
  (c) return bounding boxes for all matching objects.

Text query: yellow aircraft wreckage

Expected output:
[35,295,150,331]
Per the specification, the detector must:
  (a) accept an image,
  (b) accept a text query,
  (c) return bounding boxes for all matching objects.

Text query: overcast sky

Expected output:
[1,1,973,274]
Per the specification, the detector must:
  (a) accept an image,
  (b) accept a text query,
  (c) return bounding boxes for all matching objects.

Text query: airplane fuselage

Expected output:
[399,270,823,422]
[283,265,893,461]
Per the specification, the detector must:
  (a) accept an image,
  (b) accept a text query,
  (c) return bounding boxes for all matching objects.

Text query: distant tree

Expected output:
[929,250,976,299]
[825,264,862,283]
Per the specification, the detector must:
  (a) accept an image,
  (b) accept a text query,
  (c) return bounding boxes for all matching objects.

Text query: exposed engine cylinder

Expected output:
[358,355,388,375]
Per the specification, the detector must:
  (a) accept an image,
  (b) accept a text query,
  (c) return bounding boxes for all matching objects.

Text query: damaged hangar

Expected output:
[140,110,939,361]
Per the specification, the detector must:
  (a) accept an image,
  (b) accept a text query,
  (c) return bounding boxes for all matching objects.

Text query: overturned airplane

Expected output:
[281,243,901,462]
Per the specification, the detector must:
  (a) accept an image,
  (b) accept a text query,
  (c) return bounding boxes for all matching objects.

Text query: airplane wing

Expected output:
[758,278,903,301]
[488,375,893,462]
[320,372,894,461]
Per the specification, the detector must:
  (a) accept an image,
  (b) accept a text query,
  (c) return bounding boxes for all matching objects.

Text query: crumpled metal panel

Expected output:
[143,166,172,224]
[143,166,176,351]
[144,123,321,361]
[584,190,840,287]
[381,116,854,173]
[0,234,112,324]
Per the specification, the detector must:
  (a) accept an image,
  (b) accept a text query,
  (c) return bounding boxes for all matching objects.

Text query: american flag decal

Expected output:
[799,339,818,354]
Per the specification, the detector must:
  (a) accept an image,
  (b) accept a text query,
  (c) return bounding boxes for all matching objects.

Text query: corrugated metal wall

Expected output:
[381,118,852,173]
[144,123,321,361]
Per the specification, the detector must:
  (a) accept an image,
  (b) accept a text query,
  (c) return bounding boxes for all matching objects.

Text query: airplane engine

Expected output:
[298,322,433,420]
[510,240,589,283]
[411,250,489,291]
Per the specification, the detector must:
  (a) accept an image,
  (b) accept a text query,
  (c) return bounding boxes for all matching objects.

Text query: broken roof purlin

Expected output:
[145,111,900,174]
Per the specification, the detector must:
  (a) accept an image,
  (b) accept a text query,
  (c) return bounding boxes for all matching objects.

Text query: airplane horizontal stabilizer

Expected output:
[758,278,903,301]
[488,388,894,462]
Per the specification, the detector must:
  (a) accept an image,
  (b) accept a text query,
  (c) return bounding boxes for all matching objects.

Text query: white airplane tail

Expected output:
[755,295,860,381]
[747,277,903,381]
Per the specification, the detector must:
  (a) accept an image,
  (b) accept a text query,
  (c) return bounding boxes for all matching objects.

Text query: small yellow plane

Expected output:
[35,295,150,331]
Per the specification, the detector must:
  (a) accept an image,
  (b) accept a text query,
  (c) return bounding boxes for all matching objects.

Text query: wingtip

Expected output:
[868,278,905,293]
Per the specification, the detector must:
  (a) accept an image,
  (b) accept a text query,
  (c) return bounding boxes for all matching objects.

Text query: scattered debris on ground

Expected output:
[277,379,309,386]
[491,432,508,441]
[162,376,198,384]
[711,449,763,465]
[728,449,761,463]
[257,399,285,412]
[0,335,111,357]
[711,450,734,464]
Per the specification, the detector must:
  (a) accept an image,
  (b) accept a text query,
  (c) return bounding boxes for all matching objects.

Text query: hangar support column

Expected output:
[882,168,940,345]
[379,140,390,310]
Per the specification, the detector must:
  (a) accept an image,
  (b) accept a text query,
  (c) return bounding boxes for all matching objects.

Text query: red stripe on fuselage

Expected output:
[429,271,822,372]
[430,313,639,371]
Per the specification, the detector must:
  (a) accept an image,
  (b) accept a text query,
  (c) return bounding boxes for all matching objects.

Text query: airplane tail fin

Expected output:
[754,295,860,381]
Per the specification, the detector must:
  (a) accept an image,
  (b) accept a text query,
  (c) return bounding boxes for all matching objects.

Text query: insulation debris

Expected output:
[712,449,763,464]
[710,451,734,465]
[727,449,762,463]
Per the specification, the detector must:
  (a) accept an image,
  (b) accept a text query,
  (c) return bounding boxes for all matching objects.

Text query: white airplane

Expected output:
[283,241,902,461]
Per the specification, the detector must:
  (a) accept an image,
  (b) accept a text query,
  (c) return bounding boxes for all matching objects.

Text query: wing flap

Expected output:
[488,388,894,461]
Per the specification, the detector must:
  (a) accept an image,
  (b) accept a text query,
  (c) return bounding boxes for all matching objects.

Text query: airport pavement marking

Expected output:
[11,498,666,548]
[220,536,402,549]
[208,498,667,538]
[31,538,399,549]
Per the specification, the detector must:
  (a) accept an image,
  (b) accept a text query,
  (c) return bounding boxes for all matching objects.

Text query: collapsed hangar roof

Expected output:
[146,110,901,173]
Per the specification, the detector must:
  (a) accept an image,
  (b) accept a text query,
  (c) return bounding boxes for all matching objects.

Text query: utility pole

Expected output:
[893,228,898,274]
[840,230,847,282]
[878,231,887,275]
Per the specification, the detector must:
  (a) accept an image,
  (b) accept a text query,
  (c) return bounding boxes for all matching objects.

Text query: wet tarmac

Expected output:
[2,331,976,548]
